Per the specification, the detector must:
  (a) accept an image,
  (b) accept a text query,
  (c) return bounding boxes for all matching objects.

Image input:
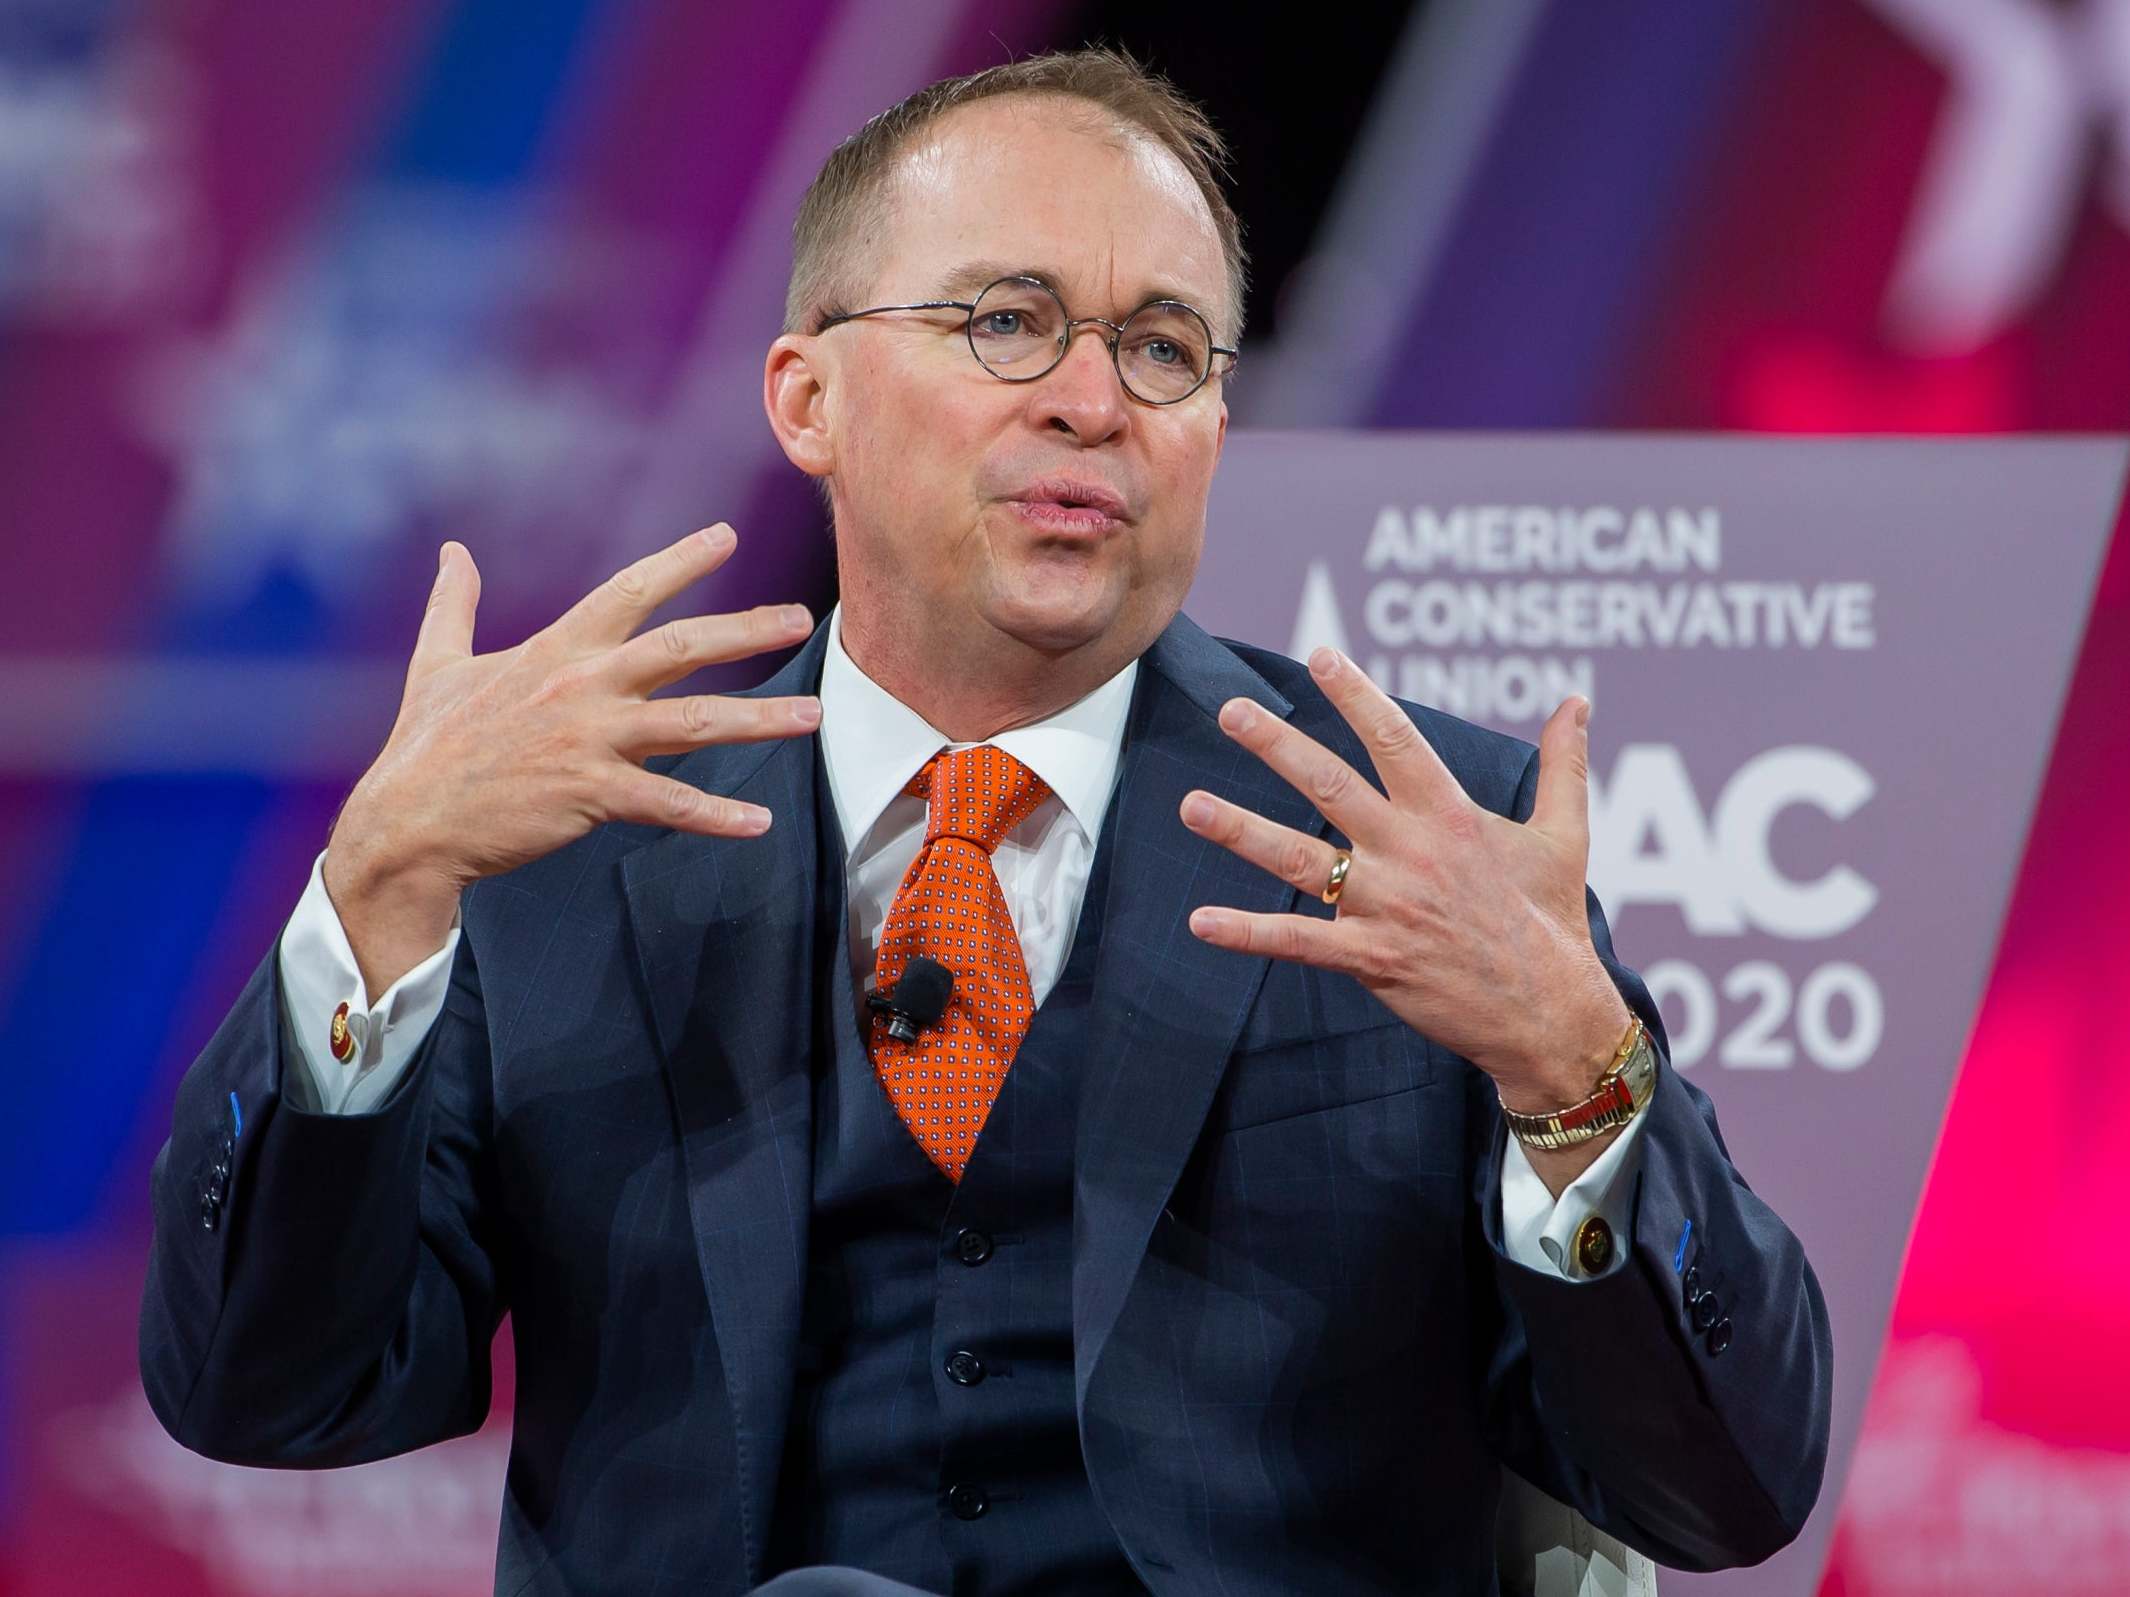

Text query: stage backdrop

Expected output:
[1190,432,2126,1597]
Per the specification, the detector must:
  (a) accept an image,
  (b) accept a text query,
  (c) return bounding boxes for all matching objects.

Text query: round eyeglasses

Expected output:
[816,274,1237,406]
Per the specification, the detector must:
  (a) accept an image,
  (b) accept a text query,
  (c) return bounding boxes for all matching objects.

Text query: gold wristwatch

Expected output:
[1500,1015,1658,1151]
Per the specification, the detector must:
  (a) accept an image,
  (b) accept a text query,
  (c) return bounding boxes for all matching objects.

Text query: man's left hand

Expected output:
[1180,647,1632,1127]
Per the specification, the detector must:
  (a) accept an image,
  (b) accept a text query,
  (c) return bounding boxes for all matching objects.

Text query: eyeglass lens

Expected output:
[967,278,1215,403]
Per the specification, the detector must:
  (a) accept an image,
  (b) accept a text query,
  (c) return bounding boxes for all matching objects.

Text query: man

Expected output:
[140,47,1831,1597]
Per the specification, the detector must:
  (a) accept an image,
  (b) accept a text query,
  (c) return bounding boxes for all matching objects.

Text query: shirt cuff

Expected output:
[1498,1110,1648,1279]
[276,847,460,1115]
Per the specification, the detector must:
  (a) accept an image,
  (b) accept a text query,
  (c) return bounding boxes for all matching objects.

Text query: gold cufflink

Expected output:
[1573,1215,1614,1276]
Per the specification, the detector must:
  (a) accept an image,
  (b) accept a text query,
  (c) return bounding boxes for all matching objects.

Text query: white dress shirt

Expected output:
[275,603,1642,1277]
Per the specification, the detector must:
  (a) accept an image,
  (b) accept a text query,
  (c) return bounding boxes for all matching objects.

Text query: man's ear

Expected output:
[764,334,834,478]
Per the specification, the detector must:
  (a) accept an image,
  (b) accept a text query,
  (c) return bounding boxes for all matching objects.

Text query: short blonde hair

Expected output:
[784,45,1248,344]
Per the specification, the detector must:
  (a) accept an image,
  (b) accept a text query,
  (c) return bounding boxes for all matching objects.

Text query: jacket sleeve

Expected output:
[137,900,507,1468]
[1472,751,1836,1571]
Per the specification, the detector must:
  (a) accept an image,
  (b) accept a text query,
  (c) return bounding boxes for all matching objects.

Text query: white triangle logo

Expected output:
[1289,561,1352,662]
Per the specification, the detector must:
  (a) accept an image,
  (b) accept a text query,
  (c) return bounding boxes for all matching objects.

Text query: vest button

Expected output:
[953,1228,993,1266]
[946,1482,989,1521]
[945,1349,986,1386]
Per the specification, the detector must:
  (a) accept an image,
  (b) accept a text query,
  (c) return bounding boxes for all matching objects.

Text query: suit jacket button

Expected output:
[1683,1265,1702,1300]
[198,1191,221,1231]
[1572,1215,1613,1275]
[945,1350,986,1386]
[1707,1317,1733,1356]
[1692,1293,1723,1332]
[947,1483,989,1520]
[953,1229,993,1266]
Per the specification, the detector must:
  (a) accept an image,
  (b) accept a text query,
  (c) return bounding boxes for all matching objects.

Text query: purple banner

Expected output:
[1193,432,2126,1595]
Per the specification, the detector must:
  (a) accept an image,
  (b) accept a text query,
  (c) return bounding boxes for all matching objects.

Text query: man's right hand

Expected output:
[322,524,820,999]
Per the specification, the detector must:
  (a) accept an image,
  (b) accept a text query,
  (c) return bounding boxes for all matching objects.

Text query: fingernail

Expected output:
[701,524,735,551]
[1181,793,1213,826]
[1576,697,1591,728]
[1309,647,1340,679]
[1218,699,1256,732]
[782,605,812,631]
[793,698,822,726]
[741,806,772,834]
[437,542,449,572]
[1190,907,1228,936]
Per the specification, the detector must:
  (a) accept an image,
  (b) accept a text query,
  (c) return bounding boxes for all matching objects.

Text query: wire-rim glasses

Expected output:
[816,274,1237,406]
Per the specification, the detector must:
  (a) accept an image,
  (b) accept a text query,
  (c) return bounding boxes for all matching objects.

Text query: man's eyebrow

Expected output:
[930,260,1213,310]
[933,261,1042,299]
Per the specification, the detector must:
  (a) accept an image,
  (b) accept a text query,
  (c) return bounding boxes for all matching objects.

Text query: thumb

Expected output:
[1526,694,1591,846]
[413,540,480,664]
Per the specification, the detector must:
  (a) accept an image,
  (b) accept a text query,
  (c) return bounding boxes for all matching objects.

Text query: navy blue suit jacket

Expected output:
[140,612,1832,1595]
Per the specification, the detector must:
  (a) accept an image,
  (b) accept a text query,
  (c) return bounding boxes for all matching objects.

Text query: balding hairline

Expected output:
[784,48,1248,346]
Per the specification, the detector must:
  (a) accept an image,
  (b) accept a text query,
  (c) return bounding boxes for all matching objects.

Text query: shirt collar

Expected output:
[818,603,1138,859]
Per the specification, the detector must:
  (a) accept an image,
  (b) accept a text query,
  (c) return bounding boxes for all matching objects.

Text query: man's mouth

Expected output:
[1006,477,1130,534]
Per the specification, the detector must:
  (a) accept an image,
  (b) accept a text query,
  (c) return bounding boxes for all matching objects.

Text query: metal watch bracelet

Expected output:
[1499,1015,1658,1151]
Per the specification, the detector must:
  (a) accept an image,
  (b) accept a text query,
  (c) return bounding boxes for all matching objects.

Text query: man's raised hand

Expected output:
[1177,649,1629,1113]
[323,525,819,998]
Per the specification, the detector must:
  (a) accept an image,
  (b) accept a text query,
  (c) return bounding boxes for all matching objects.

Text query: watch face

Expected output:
[1625,1032,1659,1106]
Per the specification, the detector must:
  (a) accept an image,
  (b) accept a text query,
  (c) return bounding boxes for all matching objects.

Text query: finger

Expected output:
[603,604,816,693]
[412,540,480,665]
[1186,903,1362,973]
[1526,694,1592,844]
[1305,647,1463,815]
[620,692,822,757]
[603,767,774,838]
[1215,695,1395,845]
[1179,789,1348,903]
[556,524,738,647]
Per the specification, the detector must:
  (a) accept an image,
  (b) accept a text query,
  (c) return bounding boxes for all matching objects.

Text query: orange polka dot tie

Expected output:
[867,745,1052,1182]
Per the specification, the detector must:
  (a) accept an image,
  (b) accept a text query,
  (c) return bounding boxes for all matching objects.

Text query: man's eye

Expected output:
[1141,338,1183,366]
[973,300,1061,340]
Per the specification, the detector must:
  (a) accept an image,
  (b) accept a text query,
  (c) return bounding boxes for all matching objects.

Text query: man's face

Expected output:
[792,96,1230,666]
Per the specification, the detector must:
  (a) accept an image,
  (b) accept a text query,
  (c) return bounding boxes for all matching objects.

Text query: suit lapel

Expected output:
[1072,613,1329,1405]
[618,629,829,1582]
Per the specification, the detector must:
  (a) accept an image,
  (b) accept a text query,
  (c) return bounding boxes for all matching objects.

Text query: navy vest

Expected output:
[762,747,1145,1595]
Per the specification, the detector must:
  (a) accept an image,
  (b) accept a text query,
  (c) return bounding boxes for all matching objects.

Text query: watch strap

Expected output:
[1501,1015,1658,1151]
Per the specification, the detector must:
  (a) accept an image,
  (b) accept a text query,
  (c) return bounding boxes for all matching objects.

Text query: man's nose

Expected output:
[1032,322,1130,443]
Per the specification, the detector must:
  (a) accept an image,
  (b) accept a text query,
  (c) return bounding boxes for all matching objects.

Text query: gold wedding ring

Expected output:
[1321,848,1352,906]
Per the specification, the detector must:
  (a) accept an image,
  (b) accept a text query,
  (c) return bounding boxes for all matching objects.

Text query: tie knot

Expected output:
[907,745,1051,853]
